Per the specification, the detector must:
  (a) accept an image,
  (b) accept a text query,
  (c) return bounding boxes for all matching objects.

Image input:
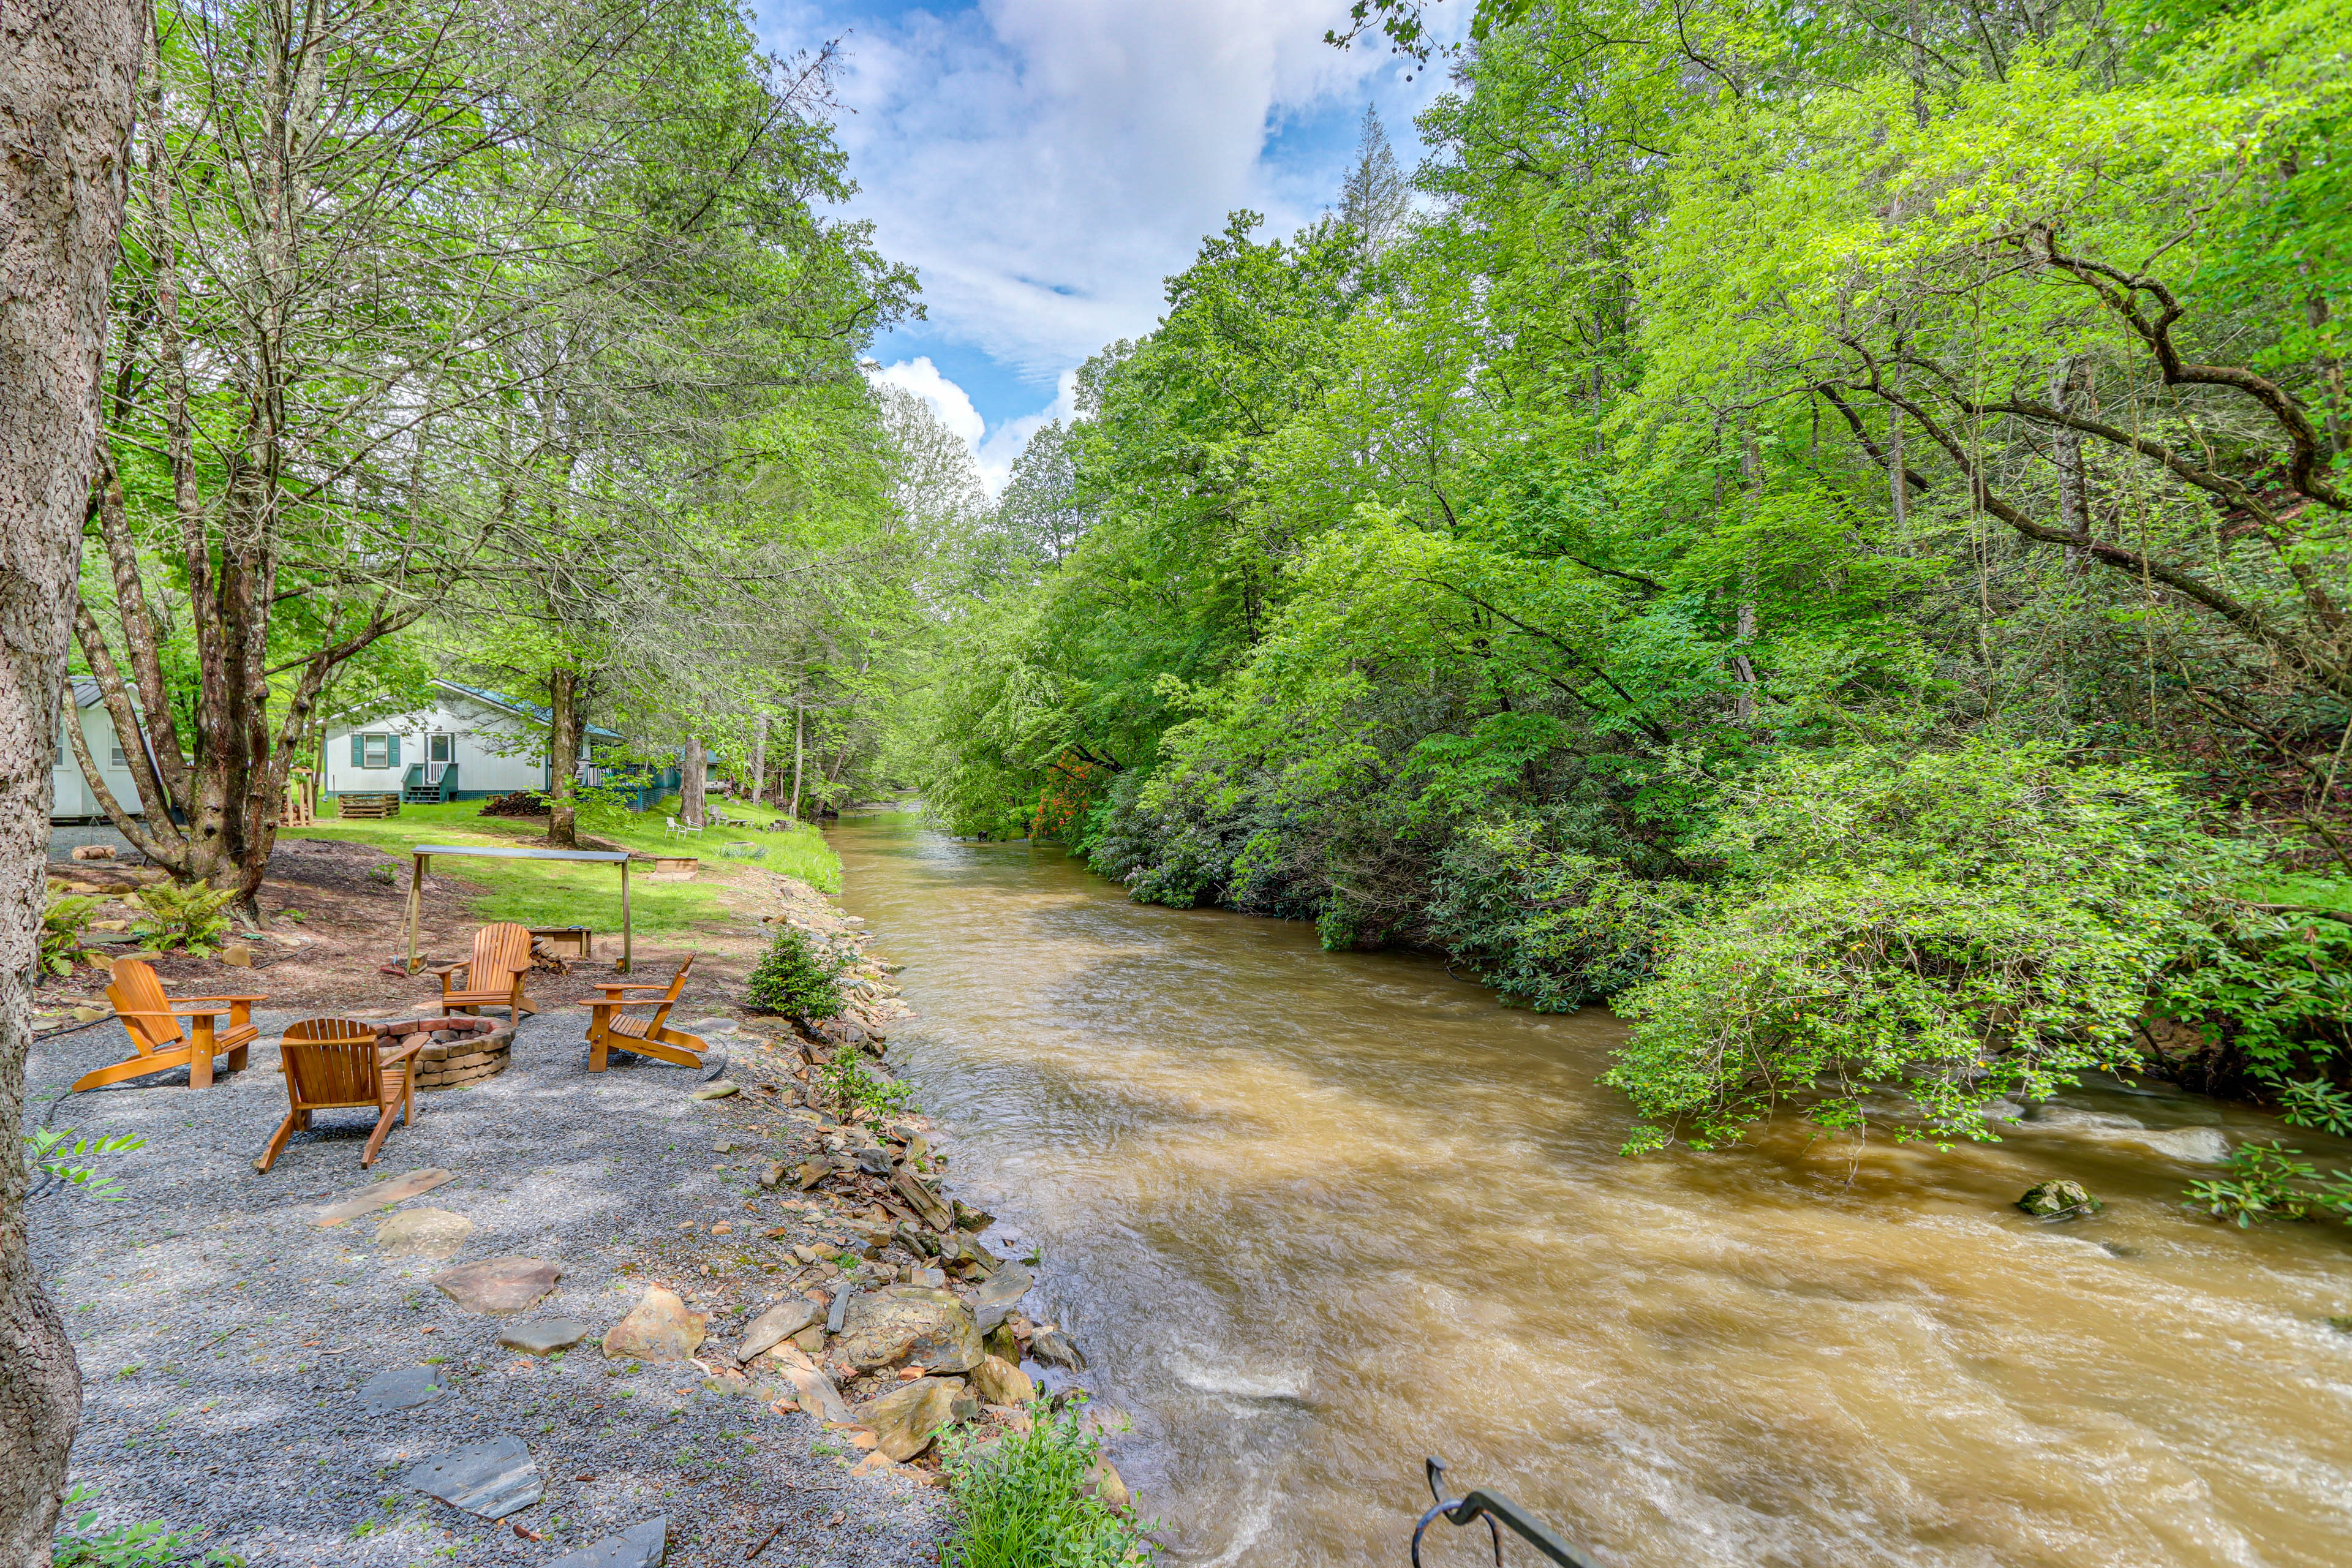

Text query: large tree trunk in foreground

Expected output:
[545,666,580,847]
[0,0,140,1556]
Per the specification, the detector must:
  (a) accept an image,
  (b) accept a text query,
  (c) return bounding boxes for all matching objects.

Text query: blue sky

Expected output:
[750,0,1452,488]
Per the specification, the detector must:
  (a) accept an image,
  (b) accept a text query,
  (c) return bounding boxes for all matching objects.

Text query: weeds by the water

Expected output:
[941,1404,1155,1567]
[818,1048,914,1119]
[748,925,845,1019]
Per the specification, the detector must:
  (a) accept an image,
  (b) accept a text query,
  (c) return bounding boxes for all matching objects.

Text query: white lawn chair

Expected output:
[665,815,705,840]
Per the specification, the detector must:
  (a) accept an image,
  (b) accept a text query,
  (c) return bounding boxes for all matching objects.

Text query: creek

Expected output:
[826,807,2352,1567]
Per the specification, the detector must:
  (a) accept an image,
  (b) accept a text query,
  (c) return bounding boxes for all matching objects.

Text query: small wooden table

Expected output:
[402,845,635,974]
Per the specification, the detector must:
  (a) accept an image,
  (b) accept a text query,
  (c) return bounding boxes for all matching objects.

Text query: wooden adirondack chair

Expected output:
[431,921,536,1019]
[78,960,263,1093]
[254,1018,424,1173]
[581,955,706,1071]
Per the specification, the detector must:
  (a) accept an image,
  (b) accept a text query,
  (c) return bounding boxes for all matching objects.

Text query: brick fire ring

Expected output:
[363,1015,519,1090]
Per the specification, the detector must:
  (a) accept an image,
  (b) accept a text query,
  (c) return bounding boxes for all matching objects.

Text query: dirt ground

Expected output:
[42,832,779,1022]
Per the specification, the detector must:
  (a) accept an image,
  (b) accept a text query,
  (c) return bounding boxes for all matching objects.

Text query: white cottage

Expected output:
[321,679,628,804]
[50,677,154,821]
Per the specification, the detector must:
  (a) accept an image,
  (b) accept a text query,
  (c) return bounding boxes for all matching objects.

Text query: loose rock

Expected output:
[831,1291,982,1374]
[737,1298,820,1361]
[314,1167,453,1227]
[689,1082,739,1101]
[360,1366,447,1416]
[374,1207,474,1260]
[432,1256,561,1314]
[1029,1329,1085,1370]
[499,1319,590,1356]
[601,1284,706,1362]
[853,1376,965,1462]
[545,1517,666,1568]
[970,1354,1036,1406]
[973,1262,1033,1334]
[404,1435,544,1518]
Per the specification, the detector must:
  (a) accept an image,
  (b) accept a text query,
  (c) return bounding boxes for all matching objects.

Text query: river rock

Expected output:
[970,1354,1036,1406]
[500,1319,590,1355]
[2017,1180,2101,1219]
[375,1207,474,1259]
[831,1290,982,1373]
[1086,1457,1131,1512]
[404,1435,543,1517]
[546,1517,666,1568]
[973,1262,1033,1333]
[433,1256,560,1314]
[1030,1329,1085,1370]
[689,1083,738,1101]
[853,1375,965,1461]
[796,1161,827,1190]
[737,1298,821,1361]
[603,1285,706,1361]
[783,1363,851,1423]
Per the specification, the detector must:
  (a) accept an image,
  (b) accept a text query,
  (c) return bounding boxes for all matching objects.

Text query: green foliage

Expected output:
[127,884,238,957]
[817,1048,914,1119]
[941,1403,1156,1568]
[52,1487,241,1567]
[1607,745,2223,1148]
[2184,1142,2352,1227]
[746,927,843,1019]
[2161,914,2352,1089]
[41,894,104,975]
[25,1129,146,1201]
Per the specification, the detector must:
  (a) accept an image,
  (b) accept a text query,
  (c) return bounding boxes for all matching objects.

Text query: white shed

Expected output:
[51,677,152,822]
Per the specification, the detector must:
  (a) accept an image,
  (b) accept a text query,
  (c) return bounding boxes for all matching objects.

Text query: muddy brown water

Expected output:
[827,809,2352,1567]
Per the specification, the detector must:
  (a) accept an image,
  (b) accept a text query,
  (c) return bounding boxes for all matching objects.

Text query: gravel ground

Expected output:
[27,1006,953,1568]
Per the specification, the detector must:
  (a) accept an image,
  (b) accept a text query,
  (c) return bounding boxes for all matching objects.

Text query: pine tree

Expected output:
[1338,105,1410,256]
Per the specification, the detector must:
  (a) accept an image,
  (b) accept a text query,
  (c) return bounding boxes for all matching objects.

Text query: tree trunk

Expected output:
[1,0,140,1555]
[790,685,806,822]
[2050,356,2089,574]
[680,735,706,827]
[748,711,766,809]
[545,666,580,847]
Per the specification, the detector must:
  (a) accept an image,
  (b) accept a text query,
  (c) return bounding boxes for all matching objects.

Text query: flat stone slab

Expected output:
[499,1319,590,1355]
[974,1262,1034,1335]
[360,1365,447,1415]
[315,1168,453,1227]
[602,1284,705,1362]
[404,1435,544,1518]
[375,1207,474,1259]
[737,1297,820,1362]
[688,1082,737,1101]
[433,1256,561,1314]
[546,1516,666,1568]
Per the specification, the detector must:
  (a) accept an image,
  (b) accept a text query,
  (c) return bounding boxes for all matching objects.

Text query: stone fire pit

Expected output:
[361,1015,519,1090]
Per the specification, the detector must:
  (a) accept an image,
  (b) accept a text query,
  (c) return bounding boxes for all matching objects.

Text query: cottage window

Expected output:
[109,743,129,769]
[362,733,391,768]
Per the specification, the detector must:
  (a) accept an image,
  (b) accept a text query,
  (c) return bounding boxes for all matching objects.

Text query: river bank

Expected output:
[28,840,1079,1566]
[827,807,2352,1568]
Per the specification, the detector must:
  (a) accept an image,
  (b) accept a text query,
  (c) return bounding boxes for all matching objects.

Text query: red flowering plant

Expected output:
[1031,752,1108,843]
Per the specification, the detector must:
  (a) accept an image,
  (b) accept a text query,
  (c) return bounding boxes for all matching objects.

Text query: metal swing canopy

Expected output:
[401,844,636,976]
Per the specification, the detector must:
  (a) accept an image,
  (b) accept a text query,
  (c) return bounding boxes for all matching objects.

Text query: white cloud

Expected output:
[973,369,1078,494]
[867,358,1074,497]
[866,356,986,448]
[760,0,1437,380]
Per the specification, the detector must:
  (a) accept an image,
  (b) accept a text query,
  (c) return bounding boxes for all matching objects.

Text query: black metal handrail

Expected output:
[1411,1457,1602,1567]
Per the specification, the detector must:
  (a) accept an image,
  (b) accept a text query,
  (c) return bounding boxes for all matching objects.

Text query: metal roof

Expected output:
[430,680,624,741]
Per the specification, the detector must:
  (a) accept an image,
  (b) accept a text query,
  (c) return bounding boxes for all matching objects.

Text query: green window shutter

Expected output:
[387,734,401,768]
[350,734,364,766]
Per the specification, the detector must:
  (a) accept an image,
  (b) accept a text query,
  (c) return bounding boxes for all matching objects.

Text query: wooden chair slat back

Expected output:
[105,960,181,1050]
[284,1017,377,1044]
[473,922,533,982]
[284,1039,379,1108]
[646,955,693,1031]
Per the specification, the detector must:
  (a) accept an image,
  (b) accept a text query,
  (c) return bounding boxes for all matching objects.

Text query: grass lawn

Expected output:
[2233,870,2352,912]
[290,799,839,937]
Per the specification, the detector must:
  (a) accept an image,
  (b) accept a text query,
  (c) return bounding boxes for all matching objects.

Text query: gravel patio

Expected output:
[26,1005,950,1568]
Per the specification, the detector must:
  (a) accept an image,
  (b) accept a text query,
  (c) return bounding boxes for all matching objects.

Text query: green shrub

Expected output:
[127,883,239,957]
[2184,1142,2352,1227]
[25,1128,146,1200]
[1607,743,2224,1150]
[41,893,104,975]
[745,926,843,1019]
[53,1487,241,1567]
[818,1049,915,1118]
[2160,911,2352,1096]
[941,1403,1155,1568]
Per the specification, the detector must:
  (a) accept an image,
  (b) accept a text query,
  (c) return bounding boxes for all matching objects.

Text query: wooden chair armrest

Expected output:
[170,993,267,1004]
[578,998,662,1011]
[426,962,466,976]
[589,981,668,993]
[379,1039,428,1065]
